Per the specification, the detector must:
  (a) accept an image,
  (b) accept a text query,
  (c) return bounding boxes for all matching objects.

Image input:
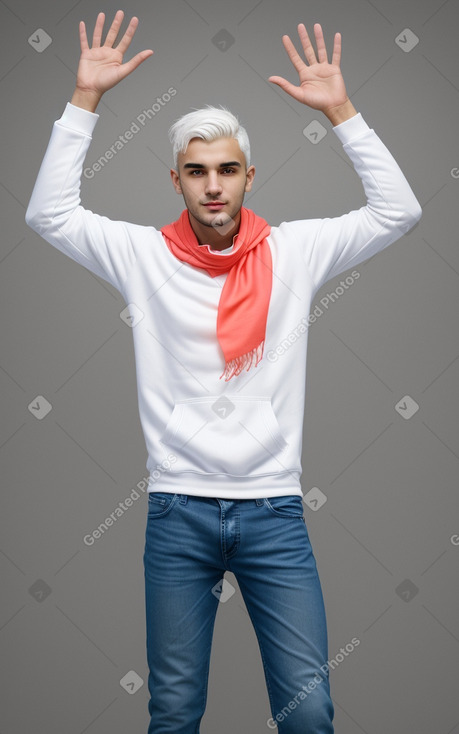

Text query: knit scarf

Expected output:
[161,207,272,381]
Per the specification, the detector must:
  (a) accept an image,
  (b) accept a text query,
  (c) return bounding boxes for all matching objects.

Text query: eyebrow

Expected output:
[182,161,242,169]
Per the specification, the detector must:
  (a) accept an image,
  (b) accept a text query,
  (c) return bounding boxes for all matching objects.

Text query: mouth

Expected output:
[203,202,226,210]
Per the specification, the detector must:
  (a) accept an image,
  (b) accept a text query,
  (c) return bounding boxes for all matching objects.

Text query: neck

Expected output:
[188,210,241,251]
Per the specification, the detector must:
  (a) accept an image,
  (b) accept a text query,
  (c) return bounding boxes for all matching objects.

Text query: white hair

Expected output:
[168,105,251,170]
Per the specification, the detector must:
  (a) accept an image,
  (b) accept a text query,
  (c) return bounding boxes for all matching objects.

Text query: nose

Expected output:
[205,171,222,196]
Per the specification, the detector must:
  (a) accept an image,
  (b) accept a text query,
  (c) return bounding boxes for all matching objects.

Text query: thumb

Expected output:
[118,49,154,81]
[268,76,302,101]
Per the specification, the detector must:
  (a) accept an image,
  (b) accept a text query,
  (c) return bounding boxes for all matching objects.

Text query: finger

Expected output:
[268,76,304,102]
[331,32,342,67]
[104,9,124,47]
[118,49,154,80]
[297,23,316,65]
[92,12,105,48]
[313,23,328,63]
[79,20,89,52]
[117,16,139,55]
[281,34,306,74]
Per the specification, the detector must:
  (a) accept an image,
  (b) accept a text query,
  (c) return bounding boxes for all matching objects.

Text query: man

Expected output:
[25,10,422,733]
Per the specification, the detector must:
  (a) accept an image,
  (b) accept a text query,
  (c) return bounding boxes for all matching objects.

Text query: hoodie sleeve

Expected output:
[25,102,146,292]
[278,113,422,295]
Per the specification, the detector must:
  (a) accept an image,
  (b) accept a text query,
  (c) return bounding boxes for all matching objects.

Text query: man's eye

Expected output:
[190,170,203,175]
[222,168,235,174]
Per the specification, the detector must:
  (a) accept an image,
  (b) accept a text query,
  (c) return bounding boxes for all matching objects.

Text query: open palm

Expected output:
[269,23,349,113]
[75,10,153,99]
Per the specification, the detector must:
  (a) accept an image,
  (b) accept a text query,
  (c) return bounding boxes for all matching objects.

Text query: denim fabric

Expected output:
[143,493,334,733]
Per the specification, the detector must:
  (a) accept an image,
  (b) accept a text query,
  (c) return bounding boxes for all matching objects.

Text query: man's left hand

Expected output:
[269,23,356,123]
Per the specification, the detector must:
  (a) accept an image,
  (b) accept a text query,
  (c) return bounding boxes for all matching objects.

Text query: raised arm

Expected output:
[71,10,153,112]
[25,11,155,291]
[268,22,422,293]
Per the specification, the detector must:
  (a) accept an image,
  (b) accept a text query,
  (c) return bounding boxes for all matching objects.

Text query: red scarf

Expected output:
[161,207,272,381]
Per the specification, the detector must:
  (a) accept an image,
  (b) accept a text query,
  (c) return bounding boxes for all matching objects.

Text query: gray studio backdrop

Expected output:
[1,0,458,732]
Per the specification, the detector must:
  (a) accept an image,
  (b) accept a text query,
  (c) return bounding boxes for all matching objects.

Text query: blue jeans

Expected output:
[143,493,334,733]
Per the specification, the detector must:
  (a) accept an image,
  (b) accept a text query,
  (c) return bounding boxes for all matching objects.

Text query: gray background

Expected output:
[1,0,458,731]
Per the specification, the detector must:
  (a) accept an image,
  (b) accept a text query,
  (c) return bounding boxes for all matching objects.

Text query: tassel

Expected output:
[219,340,265,382]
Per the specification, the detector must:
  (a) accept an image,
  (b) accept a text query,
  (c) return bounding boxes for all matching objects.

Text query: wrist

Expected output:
[71,87,102,113]
[323,98,357,126]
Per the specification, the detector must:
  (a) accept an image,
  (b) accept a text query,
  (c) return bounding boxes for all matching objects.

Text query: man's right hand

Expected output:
[71,10,153,112]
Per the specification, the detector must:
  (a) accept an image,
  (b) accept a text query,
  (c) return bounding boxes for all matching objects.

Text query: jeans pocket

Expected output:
[159,395,288,476]
[147,492,178,518]
[263,495,305,518]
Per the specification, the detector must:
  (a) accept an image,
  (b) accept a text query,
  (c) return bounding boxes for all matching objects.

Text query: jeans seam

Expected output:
[147,493,179,519]
[237,588,277,722]
[263,497,304,519]
[198,593,220,729]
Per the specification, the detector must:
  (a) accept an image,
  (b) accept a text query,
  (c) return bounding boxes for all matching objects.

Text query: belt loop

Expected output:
[179,494,188,505]
[255,498,264,506]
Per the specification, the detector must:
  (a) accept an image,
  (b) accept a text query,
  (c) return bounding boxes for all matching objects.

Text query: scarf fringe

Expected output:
[219,340,265,382]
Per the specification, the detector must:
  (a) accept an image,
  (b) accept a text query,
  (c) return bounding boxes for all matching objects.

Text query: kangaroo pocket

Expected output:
[159,395,289,476]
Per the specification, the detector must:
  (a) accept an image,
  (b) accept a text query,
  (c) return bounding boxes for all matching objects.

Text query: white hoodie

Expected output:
[25,103,422,499]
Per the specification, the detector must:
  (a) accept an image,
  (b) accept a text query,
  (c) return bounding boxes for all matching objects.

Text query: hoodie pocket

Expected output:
[159,395,288,476]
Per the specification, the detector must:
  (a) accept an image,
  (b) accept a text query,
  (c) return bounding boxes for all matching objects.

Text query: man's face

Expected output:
[170,136,255,235]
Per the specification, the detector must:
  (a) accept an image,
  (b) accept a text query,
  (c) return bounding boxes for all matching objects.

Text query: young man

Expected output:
[25,10,422,733]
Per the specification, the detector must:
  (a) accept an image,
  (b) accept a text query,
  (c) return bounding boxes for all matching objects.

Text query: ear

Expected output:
[244,165,256,193]
[170,169,182,194]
